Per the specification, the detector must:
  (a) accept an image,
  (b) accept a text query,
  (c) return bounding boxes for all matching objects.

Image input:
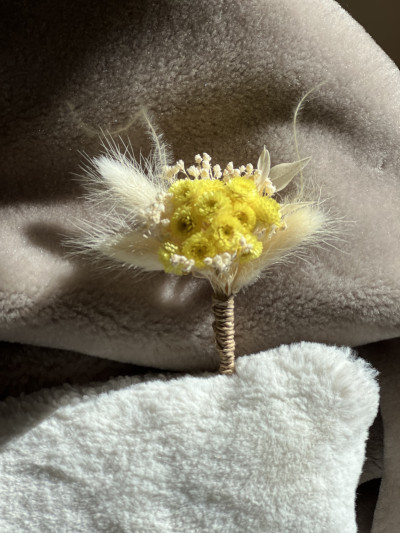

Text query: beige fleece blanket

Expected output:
[1,0,399,369]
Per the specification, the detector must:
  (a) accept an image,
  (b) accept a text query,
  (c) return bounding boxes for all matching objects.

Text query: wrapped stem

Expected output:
[212,293,236,374]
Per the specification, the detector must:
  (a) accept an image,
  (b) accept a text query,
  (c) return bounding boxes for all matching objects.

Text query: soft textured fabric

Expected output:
[1,0,400,371]
[357,338,400,533]
[0,343,379,533]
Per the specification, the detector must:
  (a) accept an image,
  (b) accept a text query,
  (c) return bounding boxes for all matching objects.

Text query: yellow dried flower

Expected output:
[238,233,263,263]
[182,233,216,268]
[169,178,199,205]
[232,202,257,232]
[210,213,244,253]
[252,196,282,227]
[196,179,224,192]
[226,176,259,201]
[170,206,199,240]
[194,189,231,219]
[158,242,183,274]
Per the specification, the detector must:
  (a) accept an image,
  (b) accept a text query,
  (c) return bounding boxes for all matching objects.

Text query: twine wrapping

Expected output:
[212,293,236,375]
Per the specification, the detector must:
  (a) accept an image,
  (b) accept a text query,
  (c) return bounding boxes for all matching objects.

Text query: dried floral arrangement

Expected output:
[76,103,326,374]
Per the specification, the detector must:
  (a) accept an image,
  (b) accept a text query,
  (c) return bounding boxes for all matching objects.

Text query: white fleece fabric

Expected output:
[0,343,379,533]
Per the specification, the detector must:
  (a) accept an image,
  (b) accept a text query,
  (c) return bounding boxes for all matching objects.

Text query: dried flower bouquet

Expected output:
[77,114,325,374]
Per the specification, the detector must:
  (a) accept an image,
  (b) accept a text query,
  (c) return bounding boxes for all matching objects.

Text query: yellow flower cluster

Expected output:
[158,169,282,275]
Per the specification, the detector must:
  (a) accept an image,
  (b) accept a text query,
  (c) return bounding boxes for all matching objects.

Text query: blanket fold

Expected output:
[1,0,400,370]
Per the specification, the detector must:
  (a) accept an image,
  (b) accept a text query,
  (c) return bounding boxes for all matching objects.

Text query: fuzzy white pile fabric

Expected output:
[0,343,379,533]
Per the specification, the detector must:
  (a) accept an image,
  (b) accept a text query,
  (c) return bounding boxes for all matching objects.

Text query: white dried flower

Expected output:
[213,164,222,179]
[187,165,200,178]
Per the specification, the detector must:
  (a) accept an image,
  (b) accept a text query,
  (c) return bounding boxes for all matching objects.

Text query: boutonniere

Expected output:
[76,108,325,374]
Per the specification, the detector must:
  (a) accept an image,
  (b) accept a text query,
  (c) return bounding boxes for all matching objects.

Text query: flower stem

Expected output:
[211,293,236,374]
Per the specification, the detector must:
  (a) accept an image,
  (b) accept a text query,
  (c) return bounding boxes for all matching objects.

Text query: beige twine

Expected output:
[212,293,235,375]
